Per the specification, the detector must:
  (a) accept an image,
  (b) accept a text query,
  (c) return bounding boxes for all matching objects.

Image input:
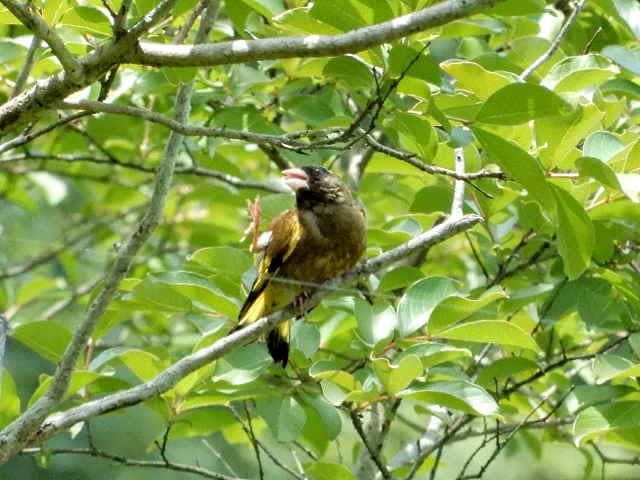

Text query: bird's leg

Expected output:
[293,291,312,318]
[241,195,262,252]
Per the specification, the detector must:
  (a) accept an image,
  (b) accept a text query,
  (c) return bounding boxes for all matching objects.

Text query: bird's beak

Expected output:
[282,168,309,191]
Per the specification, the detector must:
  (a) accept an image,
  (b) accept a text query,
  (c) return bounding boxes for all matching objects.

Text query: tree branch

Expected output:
[350,409,395,480]
[0,0,83,82]
[25,213,482,451]
[0,0,506,131]
[0,4,207,462]
[132,0,506,67]
[0,314,8,398]
[57,100,341,150]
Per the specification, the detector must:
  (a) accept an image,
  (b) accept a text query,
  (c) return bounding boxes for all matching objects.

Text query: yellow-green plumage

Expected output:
[237,166,367,367]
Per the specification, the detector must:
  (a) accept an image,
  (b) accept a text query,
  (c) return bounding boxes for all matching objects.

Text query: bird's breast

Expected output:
[281,202,366,285]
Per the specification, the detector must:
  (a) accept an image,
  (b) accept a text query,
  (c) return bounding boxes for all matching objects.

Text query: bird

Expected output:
[236,166,367,367]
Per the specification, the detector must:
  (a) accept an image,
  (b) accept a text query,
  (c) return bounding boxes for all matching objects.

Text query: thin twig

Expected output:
[57,100,341,151]
[202,439,241,477]
[0,0,83,81]
[21,447,242,480]
[502,333,632,397]
[591,442,640,467]
[365,134,506,181]
[0,222,106,280]
[0,112,90,155]
[350,409,395,480]
[242,402,264,480]
[229,406,304,480]
[12,35,41,97]
[519,0,588,81]
[30,213,483,454]
[0,0,214,462]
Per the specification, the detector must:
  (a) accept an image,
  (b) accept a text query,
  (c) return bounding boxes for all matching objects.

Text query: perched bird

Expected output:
[237,166,367,366]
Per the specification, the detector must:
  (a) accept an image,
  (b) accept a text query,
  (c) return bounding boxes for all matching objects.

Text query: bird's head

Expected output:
[282,166,351,207]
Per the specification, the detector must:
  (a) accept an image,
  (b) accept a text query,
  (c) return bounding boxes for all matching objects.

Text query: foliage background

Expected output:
[0,0,639,479]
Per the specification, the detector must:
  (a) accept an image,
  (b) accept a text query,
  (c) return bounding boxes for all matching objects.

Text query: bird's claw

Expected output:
[293,291,311,318]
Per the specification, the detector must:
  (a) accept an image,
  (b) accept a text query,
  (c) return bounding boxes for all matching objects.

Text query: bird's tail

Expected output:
[236,288,290,367]
[267,321,290,367]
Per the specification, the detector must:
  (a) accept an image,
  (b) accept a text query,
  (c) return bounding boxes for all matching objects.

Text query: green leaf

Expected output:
[127,277,192,313]
[394,342,472,368]
[377,267,424,292]
[537,103,604,169]
[593,353,640,384]
[302,394,342,440]
[477,357,539,389]
[410,185,454,215]
[541,54,618,92]
[323,56,373,90]
[474,127,556,212]
[573,401,640,446]
[0,371,20,428]
[385,112,437,161]
[441,60,511,99]
[489,0,545,15]
[569,385,637,414]
[602,45,640,76]
[617,174,640,203]
[476,83,574,125]
[12,321,73,363]
[273,7,341,35]
[576,157,621,190]
[429,287,506,332]
[310,0,366,32]
[306,462,356,480]
[238,0,284,18]
[63,6,111,35]
[629,333,640,358]
[552,185,594,280]
[189,247,253,278]
[43,0,69,24]
[170,406,236,439]
[399,380,498,416]
[154,271,239,317]
[291,322,321,358]
[213,344,271,385]
[90,348,163,382]
[583,131,624,162]
[0,40,25,63]
[435,320,540,352]
[388,45,441,85]
[601,78,640,100]
[610,0,640,38]
[257,397,307,441]
[29,371,101,407]
[354,298,396,347]
[397,277,459,337]
[372,354,423,395]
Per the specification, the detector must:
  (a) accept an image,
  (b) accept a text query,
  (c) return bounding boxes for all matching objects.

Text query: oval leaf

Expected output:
[476,83,574,125]
[435,320,540,352]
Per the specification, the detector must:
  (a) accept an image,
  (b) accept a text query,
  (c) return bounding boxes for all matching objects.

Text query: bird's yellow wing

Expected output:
[237,209,302,325]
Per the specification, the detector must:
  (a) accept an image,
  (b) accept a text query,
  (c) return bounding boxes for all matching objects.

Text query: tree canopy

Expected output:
[0,0,639,479]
